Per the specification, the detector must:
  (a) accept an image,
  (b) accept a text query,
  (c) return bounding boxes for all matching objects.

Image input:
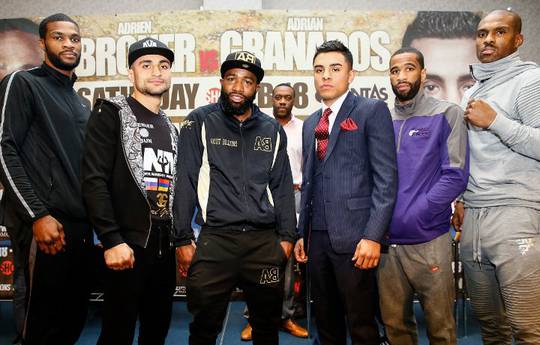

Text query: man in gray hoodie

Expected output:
[452,9,540,345]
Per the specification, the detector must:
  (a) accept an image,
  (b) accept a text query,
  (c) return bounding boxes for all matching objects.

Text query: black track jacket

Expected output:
[174,100,296,246]
[0,64,89,234]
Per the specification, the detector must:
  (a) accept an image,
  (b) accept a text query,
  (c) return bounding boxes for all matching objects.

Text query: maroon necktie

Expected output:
[315,108,332,160]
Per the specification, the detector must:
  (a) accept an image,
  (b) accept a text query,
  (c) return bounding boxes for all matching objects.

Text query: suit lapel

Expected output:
[324,92,356,162]
[305,109,321,174]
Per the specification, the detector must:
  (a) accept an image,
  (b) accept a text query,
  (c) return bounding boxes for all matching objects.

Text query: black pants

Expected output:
[308,230,379,345]
[24,218,93,345]
[5,219,31,339]
[187,229,287,345]
[97,223,176,345]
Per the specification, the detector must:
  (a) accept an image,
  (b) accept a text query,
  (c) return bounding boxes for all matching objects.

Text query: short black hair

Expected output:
[273,83,295,97]
[391,47,425,69]
[39,13,79,39]
[0,18,39,35]
[402,11,482,47]
[313,40,353,69]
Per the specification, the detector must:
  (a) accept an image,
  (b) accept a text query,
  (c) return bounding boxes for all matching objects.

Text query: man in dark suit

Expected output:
[294,40,397,345]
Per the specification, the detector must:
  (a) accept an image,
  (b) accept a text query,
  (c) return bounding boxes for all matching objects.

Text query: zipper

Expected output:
[396,118,408,153]
[239,121,249,231]
[118,112,153,248]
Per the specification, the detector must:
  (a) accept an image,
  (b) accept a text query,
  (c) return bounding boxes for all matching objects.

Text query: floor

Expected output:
[0,299,483,344]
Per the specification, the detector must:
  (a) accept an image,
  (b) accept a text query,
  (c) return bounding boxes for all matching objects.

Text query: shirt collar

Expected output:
[42,62,77,87]
[282,114,300,127]
[321,91,348,116]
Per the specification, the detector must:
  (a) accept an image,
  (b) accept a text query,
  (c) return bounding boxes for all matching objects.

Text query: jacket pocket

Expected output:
[347,196,371,210]
[416,194,435,230]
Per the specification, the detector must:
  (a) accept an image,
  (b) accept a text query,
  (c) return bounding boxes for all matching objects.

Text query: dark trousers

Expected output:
[24,218,93,345]
[308,230,379,345]
[187,229,287,345]
[5,219,31,339]
[97,224,176,345]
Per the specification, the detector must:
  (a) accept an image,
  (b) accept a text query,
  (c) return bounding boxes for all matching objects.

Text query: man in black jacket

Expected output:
[0,13,92,345]
[175,51,297,345]
[81,38,178,345]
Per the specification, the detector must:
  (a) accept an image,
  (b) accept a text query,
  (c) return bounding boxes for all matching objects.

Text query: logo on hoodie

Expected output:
[408,128,430,137]
[254,136,272,152]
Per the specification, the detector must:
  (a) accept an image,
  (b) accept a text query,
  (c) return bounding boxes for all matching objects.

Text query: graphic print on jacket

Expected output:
[128,97,176,220]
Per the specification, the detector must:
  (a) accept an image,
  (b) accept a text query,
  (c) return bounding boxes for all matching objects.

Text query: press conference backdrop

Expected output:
[0,6,535,297]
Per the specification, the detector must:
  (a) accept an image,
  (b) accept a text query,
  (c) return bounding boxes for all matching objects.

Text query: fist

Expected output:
[464,99,496,129]
[104,243,135,270]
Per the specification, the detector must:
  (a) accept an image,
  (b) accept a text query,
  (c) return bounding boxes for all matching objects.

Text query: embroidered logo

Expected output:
[254,136,272,152]
[142,39,158,48]
[408,128,430,137]
[180,120,194,129]
[234,51,257,64]
[259,267,280,284]
[515,238,535,256]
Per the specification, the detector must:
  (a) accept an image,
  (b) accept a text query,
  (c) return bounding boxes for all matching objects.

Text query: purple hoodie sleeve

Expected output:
[426,105,469,212]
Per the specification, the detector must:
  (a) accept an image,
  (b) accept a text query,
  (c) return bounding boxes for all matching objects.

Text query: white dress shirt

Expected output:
[321,91,349,135]
[282,115,303,186]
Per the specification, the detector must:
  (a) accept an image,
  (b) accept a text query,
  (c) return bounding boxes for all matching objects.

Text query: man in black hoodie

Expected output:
[175,51,297,345]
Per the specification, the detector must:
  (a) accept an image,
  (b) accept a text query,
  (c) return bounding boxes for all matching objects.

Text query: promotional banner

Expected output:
[71,10,418,120]
[0,246,14,299]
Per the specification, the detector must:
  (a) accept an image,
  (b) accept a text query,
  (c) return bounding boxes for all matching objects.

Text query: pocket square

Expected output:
[340,118,358,131]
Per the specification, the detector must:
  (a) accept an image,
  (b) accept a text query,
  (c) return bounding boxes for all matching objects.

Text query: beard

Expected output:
[45,47,81,72]
[138,82,169,97]
[392,78,422,102]
[220,87,256,115]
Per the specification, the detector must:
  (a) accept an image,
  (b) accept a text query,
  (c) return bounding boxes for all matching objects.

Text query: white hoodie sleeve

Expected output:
[488,78,540,161]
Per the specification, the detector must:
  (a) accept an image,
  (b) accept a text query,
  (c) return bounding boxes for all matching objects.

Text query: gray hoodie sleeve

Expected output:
[488,78,540,160]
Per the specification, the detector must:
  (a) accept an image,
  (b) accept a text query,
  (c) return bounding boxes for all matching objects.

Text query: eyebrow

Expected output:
[314,63,343,68]
[426,74,473,85]
[478,25,510,32]
[225,73,255,81]
[139,59,170,64]
[50,31,80,36]
[425,74,444,84]
[457,75,474,84]
[390,62,417,70]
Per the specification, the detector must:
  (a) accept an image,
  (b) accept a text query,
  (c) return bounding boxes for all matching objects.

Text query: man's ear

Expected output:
[348,68,356,84]
[128,68,134,83]
[515,33,524,49]
[420,68,427,84]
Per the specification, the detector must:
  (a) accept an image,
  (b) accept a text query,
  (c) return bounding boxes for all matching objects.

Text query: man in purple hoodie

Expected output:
[377,47,469,345]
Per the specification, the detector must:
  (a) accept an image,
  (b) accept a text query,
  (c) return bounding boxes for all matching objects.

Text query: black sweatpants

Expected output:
[24,218,93,345]
[187,229,288,345]
[97,223,176,345]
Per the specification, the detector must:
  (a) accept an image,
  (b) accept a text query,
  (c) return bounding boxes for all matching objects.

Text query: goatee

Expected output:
[46,48,80,72]
[220,88,256,116]
[393,78,421,102]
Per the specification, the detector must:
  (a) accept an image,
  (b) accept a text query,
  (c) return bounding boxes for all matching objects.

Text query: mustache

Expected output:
[60,49,79,56]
